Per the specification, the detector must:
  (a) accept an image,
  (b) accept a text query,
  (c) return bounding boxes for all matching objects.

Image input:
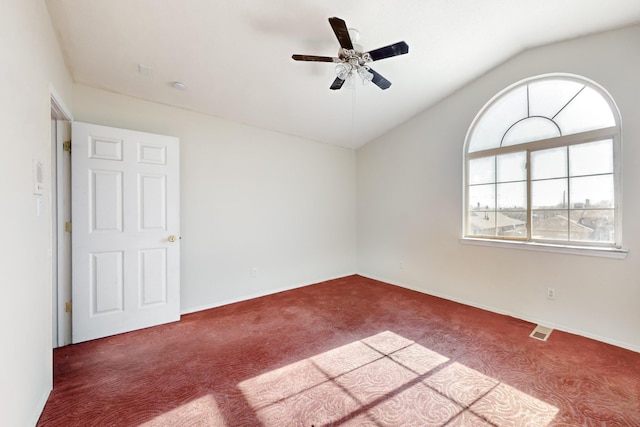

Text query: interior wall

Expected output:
[0,1,73,426]
[357,24,640,351]
[72,85,357,313]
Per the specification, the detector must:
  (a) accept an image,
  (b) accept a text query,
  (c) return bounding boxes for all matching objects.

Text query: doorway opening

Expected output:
[50,88,72,347]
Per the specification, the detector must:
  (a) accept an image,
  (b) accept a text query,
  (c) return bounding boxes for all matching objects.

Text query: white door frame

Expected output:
[50,86,73,348]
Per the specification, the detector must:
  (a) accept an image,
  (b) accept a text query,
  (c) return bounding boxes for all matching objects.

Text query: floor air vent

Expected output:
[530,325,553,341]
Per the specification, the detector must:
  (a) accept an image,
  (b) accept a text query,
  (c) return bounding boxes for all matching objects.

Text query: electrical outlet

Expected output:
[399,261,405,269]
[547,288,556,300]
[251,267,257,278]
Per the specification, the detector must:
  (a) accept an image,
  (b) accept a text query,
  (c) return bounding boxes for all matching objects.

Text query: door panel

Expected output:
[91,251,124,314]
[91,170,123,232]
[140,248,167,306]
[140,174,166,229]
[72,122,180,343]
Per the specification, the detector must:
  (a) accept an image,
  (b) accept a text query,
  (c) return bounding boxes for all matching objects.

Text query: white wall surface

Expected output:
[357,24,640,351]
[0,1,73,426]
[72,85,357,313]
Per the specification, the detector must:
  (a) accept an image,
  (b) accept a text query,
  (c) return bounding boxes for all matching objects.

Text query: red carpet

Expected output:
[38,275,640,426]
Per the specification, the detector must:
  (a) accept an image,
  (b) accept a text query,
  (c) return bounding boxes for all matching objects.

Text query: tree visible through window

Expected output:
[464,74,621,247]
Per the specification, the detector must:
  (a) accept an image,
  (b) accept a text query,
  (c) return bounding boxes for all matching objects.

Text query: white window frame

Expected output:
[461,74,627,259]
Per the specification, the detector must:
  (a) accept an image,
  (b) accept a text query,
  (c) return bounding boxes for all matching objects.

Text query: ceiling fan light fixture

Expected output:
[358,66,374,84]
[335,63,352,80]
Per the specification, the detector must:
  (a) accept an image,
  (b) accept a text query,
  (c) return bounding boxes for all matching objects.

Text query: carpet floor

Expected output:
[38,275,640,426]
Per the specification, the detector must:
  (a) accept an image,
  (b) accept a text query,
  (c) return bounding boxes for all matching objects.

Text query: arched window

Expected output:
[463,74,622,249]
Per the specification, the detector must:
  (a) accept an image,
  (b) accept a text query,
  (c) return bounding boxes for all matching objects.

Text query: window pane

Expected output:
[468,156,495,185]
[554,86,616,135]
[468,184,495,210]
[497,152,526,182]
[497,182,526,210]
[528,79,584,118]
[570,210,614,243]
[569,139,613,177]
[468,211,497,236]
[531,146,567,180]
[570,175,614,208]
[532,178,568,209]
[468,86,528,152]
[502,117,560,147]
[532,210,569,240]
[496,211,527,238]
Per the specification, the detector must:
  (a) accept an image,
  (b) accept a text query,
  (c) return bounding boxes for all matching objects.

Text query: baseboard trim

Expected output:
[29,386,52,427]
[180,273,355,315]
[358,273,640,354]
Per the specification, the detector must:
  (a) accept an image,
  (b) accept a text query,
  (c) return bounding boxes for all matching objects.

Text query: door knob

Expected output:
[168,235,177,242]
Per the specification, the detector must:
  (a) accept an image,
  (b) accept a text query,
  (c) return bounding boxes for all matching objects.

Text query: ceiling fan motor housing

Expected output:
[339,48,372,66]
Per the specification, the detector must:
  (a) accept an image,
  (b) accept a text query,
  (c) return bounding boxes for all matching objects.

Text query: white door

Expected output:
[72,122,180,343]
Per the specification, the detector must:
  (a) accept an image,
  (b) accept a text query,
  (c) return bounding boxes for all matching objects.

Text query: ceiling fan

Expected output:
[292,17,409,90]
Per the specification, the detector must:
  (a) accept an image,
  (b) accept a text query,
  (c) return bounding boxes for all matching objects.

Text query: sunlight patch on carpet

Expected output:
[238,331,559,426]
[138,394,228,427]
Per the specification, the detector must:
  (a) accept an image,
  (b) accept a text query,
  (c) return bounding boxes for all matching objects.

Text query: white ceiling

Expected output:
[46,0,640,148]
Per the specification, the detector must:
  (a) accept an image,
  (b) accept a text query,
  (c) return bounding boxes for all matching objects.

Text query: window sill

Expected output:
[459,237,629,259]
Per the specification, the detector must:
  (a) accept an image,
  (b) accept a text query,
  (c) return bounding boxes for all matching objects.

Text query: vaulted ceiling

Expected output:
[46,0,640,147]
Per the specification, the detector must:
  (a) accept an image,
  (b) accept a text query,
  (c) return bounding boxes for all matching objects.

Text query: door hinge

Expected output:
[65,221,72,233]
[65,301,72,313]
[63,140,72,153]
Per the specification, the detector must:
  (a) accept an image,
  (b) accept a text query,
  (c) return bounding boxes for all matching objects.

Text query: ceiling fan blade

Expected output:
[329,17,353,50]
[366,41,409,61]
[368,68,392,90]
[292,54,338,62]
[330,77,346,90]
